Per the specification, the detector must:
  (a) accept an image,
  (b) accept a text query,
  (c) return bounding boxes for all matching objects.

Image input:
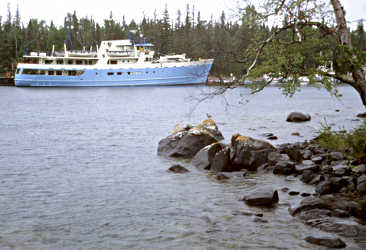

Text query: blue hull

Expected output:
[15,63,212,87]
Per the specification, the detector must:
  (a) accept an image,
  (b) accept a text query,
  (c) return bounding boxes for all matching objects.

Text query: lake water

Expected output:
[0,85,364,249]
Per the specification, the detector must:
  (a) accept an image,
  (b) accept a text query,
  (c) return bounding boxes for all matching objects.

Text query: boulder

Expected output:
[304,236,346,249]
[332,164,351,177]
[158,119,223,158]
[279,144,303,163]
[286,112,311,122]
[211,146,237,172]
[295,161,319,174]
[191,143,224,170]
[230,134,276,171]
[273,161,295,175]
[357,174,366,194]
[168,164,189,173]
[300,170,316,183]
[243,189,279,207]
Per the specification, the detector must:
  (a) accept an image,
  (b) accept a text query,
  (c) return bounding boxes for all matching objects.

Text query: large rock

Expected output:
[157,119,223,158]
[230,134,276,171]
[191,143,224,170]
[279,143,303,163]
[304,236,346,248]
[286,112,311,122]
[242,189,279,207]
[210,146,237,172]
[273,161,295,175]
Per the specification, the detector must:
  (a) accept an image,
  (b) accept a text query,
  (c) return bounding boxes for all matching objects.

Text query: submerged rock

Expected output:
[304,236,346,248]
[157,119,223,158]
[286,112,311,122]
[243,189,279,207]
[168,164,189,173]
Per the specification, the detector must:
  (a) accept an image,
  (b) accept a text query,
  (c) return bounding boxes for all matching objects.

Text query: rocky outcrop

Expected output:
[230,134,276,171]
[286,112,311,122]
[304,236,346,248]
[157,119,223,158]
[242,189,279,207]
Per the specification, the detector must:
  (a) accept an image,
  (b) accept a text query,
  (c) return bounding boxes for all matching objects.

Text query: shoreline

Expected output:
[160,118,366,249]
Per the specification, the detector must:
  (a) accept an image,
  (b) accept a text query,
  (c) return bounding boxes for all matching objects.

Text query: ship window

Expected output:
[16,68,20,74]
[56,60,63,64]
[117,72,122,75]
[146,71,148,74]
[68,71,76,76]
[109,60,117,65]
[153,71,156,74]
[68,60,74,64]
[23,69,38,75]
[56,71,62,75]
[107,72,114,76]
[76,60,83,65]
[40,70,46,75]
[76,71,84,76]
[45,60,53,64]
[127,72,131,75]
[48,71,54,75]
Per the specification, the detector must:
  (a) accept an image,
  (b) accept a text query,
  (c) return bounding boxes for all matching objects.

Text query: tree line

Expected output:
[0,3,365,77]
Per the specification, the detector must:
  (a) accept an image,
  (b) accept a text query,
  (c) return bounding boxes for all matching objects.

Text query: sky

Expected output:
[0,0,365,28]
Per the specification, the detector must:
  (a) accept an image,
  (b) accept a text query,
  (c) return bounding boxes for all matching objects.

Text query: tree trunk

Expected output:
[331,0,366,106]
[330,0,351,46]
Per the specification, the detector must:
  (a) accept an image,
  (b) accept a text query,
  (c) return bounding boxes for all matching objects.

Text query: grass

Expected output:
[314,120,366,160]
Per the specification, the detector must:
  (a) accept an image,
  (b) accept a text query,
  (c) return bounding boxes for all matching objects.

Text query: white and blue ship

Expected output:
[15,40,213,87]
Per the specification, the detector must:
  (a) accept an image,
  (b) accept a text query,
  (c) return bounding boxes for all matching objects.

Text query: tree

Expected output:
[236,0,366,106]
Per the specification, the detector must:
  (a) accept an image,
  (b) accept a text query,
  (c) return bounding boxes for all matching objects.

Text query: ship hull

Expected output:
[15,61,213,87]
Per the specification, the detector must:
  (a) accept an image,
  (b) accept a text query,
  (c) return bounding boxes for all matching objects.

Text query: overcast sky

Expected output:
[0,0,365,28]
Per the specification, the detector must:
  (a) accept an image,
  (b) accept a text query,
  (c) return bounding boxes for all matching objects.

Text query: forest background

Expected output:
[0,3,365,77]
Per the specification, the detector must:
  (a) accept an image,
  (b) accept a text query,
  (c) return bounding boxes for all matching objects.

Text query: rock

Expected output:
[301,193,311,197]
[332,164,351,177]
[357,175,366,194]
[267,152,290,166]
[168,164,189,173]
[253,217,268,223]
[281,187,289,193]
[273,161,295,175]
[356,112,366,118]
[158,119,223,158]
[329,152,344,161]
[289,191,300,196]
[211,147,236,172]
[315,177,347,195]
[295,161,319,174]
[305,217,362,237]
[230,134,275,171]
[279,144,303,163]
[215,173,230,181]
[352,164,366,174]
[243,189,279,207]
[191,143,224,170]
[286,112,311,122]
[289,197,333,216]
[300,170,316,183]
[309,175,325,185]
[291,132,301,136]
[302,149,312,160]
[311,156,323,164]
[267,135,278,140]
[304,236,346,248]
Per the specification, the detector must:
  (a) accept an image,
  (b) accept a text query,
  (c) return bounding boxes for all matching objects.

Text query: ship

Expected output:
[14,40,214,87]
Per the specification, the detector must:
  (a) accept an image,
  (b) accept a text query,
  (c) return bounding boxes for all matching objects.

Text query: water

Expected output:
[0,85,364,249]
